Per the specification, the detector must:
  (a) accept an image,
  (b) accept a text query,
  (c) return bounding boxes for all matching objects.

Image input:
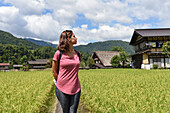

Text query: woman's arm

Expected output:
[52,60,58,81]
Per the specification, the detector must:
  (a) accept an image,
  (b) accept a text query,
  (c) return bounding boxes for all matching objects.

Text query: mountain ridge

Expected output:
[0,30,135,54]
[0,30,41,49]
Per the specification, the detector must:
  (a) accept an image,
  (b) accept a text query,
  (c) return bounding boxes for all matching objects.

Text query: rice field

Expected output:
[0,69,169,113]
[0,70,54,113]
[79,69,170,113]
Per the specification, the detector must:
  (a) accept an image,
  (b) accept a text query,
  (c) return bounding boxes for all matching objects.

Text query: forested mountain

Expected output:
[0,30,134,66]
[0,30,135,54]
[0,30,41,49]
[24,38,135,54]
[74,40,135,54]
[25,38,57,48]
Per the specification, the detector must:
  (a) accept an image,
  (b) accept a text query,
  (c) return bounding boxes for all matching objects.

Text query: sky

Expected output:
[0,0,170,45]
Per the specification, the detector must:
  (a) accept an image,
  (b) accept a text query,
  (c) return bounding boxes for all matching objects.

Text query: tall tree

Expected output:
[20,55,28,65]
[86,56,94,68]
[110,55,120,67]
[120,51,129,67]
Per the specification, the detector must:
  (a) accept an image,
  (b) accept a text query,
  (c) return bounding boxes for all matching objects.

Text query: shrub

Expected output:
[153,64,158,69]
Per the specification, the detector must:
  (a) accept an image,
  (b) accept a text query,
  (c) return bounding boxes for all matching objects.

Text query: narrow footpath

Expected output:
[53,98,91,113]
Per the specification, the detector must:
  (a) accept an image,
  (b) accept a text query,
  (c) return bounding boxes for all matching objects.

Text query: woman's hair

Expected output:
[57,30,73,52]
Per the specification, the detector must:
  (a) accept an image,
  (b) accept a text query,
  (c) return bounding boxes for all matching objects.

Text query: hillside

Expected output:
[74,40,135,54]
[25,38,135,54]
[0,30,41,49]
[0,30,134,54]
[25,38,57,48]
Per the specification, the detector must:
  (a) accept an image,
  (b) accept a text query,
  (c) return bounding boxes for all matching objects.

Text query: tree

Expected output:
[80,61,86,69]
[120,51,129,67]
[86,57,94,68]
[162,41,170,58]
[110,55,120,67]
[112,47,124,52]
[20,55,28,65]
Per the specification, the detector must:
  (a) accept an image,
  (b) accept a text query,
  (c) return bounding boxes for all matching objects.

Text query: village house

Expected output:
[13,65,23,70]
[28,59,50,69]
[92,51,120,69]
[129,28,170,69]
[0,63,10,71]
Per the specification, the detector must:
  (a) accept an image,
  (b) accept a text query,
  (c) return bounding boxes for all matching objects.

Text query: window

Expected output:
[157,41,163,48]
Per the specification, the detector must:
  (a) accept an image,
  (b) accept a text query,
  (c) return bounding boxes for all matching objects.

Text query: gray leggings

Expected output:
[55,86,81,113]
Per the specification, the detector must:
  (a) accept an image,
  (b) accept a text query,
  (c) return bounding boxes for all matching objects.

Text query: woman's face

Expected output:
[69,33,77,44]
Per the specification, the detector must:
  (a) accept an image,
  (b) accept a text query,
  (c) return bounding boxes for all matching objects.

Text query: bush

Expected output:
[153,64,158,69]
[126,63,131,68]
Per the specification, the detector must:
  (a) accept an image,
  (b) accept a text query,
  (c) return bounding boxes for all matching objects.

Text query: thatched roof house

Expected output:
[92,51,120,68]
[13,65,23,70]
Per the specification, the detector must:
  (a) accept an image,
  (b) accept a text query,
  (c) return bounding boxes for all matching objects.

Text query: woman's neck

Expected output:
[68,44,74,52]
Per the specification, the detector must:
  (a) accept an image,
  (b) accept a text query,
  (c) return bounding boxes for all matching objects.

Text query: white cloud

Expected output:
[1,0,170,45]
[4,0,45,15]
[75,0,133,24]
[73,24,135,45]
[24,14,72,41]
[0,6,24,24]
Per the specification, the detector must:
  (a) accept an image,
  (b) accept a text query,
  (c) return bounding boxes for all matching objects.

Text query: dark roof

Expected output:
[130,28,170,45]
[135,28,170,37]
[36,59,49,62]
[92,51,120,66]
[0,63,10,66]
[28,61,48,65]
[32,66,45,69]
[28,59,50,65]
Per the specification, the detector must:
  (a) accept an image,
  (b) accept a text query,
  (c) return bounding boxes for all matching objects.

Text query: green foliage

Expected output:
[110,55,120,67]
[112,46,124,51]
[162,41,170,58]
[86,57,94,68]
[20,55,28,65]
[0,30,41,49]
[80,61,86,68]
[0,44,56,65]
[153,64,158,69]
[74,40,135,54]
[120,51,129,67]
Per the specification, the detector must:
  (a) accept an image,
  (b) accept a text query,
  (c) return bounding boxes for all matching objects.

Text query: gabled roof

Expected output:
[130,28,170,45]
[136,28,170,37]
[28,59,50,65]
[92,51,120,66]
[0,63,10,66]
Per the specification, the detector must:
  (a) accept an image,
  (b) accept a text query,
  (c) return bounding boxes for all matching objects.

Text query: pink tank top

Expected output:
[53,50,81,95]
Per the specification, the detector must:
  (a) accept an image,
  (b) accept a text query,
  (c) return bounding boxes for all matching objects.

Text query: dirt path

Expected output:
[53,98,91,113]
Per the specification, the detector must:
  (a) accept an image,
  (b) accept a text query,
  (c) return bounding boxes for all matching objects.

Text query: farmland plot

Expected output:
[79,69,170,113]
[0,70,54,113]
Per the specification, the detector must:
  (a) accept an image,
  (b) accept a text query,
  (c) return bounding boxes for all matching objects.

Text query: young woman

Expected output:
[52,30,81,113]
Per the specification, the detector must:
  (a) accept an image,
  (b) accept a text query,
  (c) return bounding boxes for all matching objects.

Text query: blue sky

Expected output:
[0,0,170,45]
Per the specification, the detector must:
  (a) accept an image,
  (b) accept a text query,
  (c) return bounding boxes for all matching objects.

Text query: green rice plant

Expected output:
[79,69,170,113]
[0,70,54,113]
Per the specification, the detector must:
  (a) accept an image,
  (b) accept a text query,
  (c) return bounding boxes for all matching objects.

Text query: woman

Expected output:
[52,30,81,113]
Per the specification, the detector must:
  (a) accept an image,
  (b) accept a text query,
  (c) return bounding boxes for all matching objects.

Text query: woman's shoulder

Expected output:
[55,50,61,54]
